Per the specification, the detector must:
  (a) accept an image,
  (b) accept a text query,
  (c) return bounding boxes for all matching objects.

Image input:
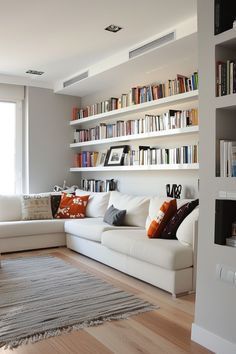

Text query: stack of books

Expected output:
[71,71,198,120]
[216,60,236,96]
[226,236,236,247]
[135,144,198,166]
[74,151,99,168]
[220,140,236,177]
[80,178,116,192]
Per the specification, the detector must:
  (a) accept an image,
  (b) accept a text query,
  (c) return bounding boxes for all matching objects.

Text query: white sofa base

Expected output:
[0,233,66,253]
[66,233,193,296]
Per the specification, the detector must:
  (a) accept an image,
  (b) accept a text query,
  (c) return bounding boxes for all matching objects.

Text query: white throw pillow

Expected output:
[0,194,22,221]
[108,191,150,227]
[75,189,110,218]
[145,197,193,231]
[176,207,199,246]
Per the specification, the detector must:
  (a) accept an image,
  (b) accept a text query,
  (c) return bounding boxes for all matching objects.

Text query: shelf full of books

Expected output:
[219,140,236,177]
[72,71,198,120]
[72,143,199,171]
[71,109,199,146]
[216,60,236,97]
[80,178,117,192]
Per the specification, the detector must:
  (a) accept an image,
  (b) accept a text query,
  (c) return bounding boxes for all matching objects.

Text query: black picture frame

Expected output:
[104,145,129,166]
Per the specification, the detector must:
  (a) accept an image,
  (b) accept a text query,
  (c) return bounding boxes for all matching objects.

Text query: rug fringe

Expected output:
[1,305,157,349]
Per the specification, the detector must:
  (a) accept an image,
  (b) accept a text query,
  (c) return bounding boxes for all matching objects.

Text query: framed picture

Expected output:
[105,145,129,166]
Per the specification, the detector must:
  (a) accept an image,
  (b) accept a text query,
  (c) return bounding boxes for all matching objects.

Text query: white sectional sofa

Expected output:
[0,191,198,296]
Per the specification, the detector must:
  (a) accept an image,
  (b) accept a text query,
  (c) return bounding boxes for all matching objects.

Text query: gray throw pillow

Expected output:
[103,205,126,226]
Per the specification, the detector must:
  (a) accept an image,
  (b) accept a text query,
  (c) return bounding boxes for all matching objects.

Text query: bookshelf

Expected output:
[69,90,199,194]
[64,26,199,197]
[192,2,236,351]
[215,28,236,178]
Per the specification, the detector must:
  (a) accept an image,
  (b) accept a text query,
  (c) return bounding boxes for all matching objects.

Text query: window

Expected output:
[0,101,22,194]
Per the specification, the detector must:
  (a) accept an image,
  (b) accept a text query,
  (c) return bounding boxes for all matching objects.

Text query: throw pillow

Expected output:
[51,195,61,218]
[147,199,177,238]
[21,194,53,220]
[103,204,126,226]
[161,199,199,239]
[55,193,89,219]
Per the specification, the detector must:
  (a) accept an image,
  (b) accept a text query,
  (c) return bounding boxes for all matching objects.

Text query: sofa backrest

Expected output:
[75,189,110,218]
[108,191,150,227]
[0,195,22,221]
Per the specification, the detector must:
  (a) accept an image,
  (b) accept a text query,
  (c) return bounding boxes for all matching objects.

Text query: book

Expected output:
[221,62,227,96]
[220,140,236,177]
[215,0,236,35]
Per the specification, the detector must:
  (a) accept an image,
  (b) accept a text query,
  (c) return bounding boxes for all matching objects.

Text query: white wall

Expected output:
[25,87,81,193]
[192,1,236,353]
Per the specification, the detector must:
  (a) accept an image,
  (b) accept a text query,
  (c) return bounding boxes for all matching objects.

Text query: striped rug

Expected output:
[0,256,156,349]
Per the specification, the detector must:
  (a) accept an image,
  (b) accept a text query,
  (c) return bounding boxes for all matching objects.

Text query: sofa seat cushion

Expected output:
[101,229,193,270]
[0,219,65,238]
[64,218,141,242]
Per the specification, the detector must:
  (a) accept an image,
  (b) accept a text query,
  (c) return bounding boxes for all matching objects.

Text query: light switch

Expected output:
[216,264,236,285]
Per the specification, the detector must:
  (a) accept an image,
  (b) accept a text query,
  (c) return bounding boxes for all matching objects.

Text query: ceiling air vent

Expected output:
[129,31,175,59]
[63,71,89,88]
[26,70,44,75]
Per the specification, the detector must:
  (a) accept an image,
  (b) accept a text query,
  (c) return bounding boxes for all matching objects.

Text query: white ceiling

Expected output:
[0,0,197,88]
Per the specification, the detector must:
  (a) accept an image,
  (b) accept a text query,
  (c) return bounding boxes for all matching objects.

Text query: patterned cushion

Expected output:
[161,199,199,239]
[147,199,177,238]
[55,193,89,219]
[21,194,53,220]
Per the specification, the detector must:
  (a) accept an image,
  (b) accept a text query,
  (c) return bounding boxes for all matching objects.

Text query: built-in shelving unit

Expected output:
[215,27,236,179]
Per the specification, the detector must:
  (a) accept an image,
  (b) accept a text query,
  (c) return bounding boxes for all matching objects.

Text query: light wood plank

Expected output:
[0,248,213,354]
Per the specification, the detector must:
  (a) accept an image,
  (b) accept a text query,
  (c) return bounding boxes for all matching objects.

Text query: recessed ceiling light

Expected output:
[26,70,44,75]
[105,24,122,33]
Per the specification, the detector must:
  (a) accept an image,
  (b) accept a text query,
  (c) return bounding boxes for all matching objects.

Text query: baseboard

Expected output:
[191,323,236,354]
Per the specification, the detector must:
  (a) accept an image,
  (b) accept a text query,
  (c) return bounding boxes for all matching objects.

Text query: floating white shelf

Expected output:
[214,28,236,47]
[70,163,199,172]
[70,125,199,148]
[70,90,198,127]
[215,94,236,110]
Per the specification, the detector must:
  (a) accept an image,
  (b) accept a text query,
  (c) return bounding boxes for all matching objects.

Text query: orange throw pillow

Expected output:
[147,199,177,238]
[55,193,89,219]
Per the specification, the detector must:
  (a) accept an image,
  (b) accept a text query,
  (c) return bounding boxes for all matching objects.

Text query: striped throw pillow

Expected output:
[147,199,177,238]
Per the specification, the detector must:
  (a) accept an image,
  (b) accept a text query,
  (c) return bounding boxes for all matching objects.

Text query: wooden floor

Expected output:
[0,247,213,354]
